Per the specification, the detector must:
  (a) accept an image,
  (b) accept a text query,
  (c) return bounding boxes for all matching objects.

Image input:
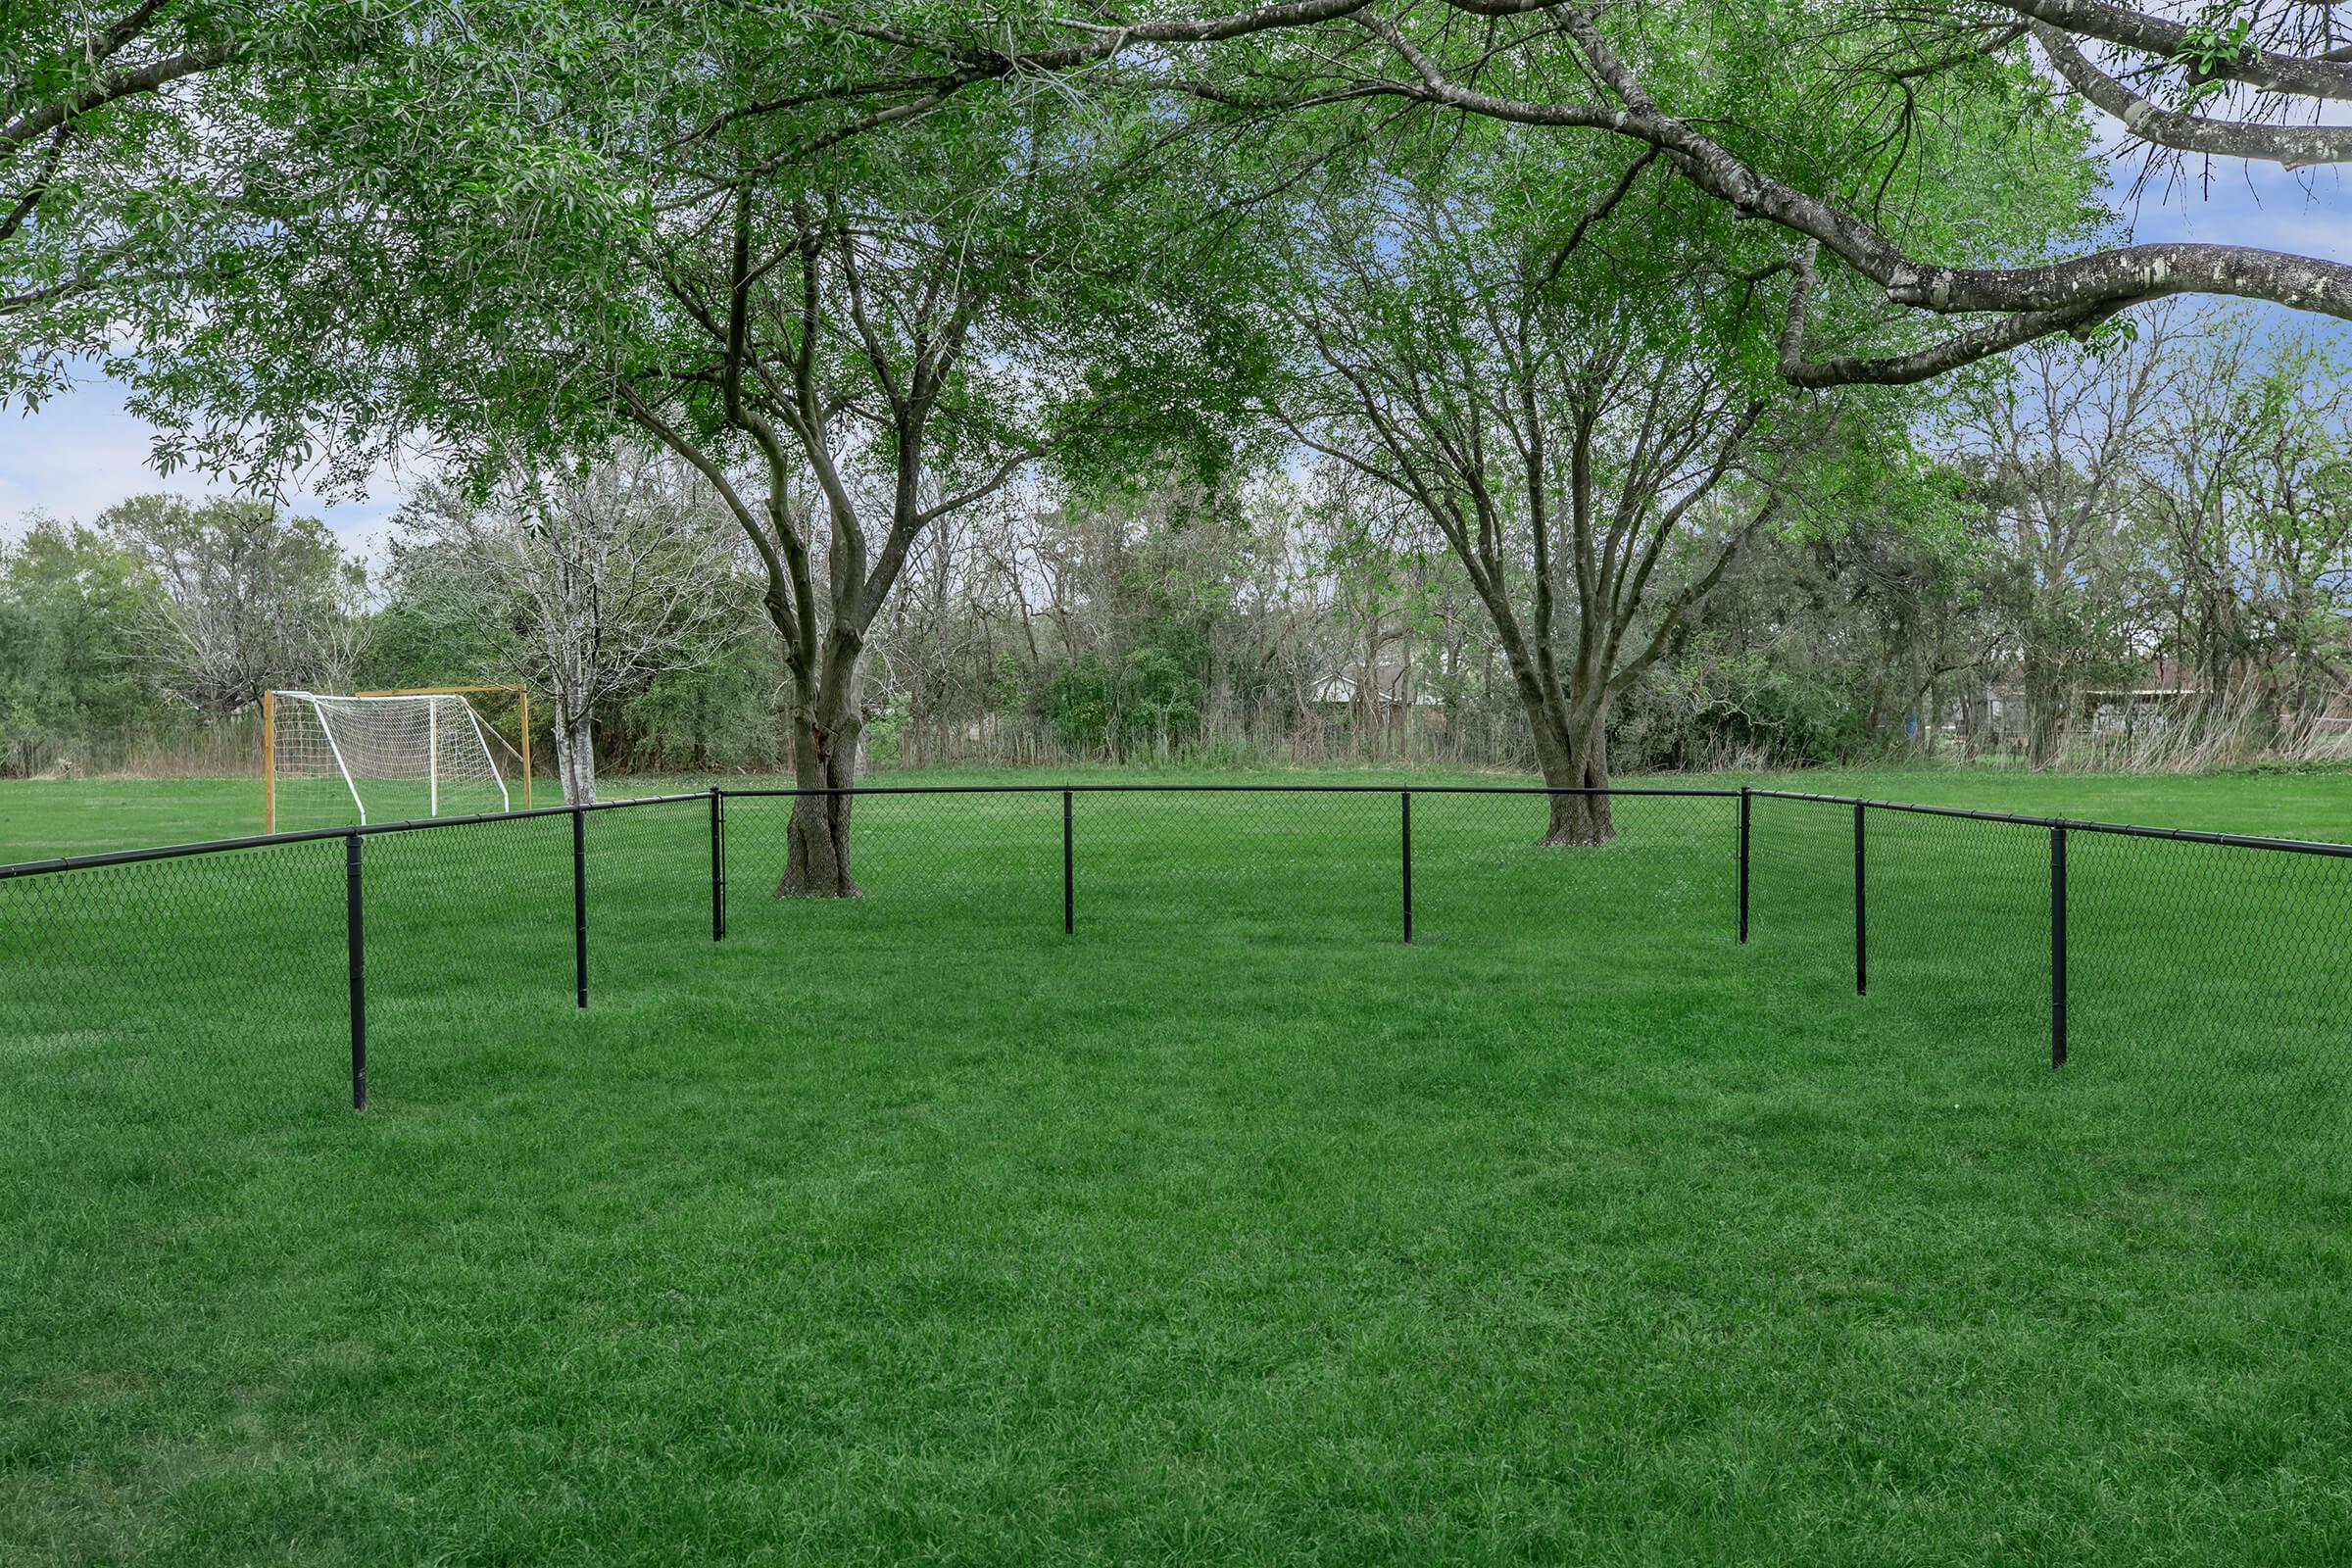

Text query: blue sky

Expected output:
[0,378,411,559]
[1,139,2345,564]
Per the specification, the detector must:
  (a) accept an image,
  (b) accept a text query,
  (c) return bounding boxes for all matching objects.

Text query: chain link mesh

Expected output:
[1864,807,2053,1048]
[6,785,2351,1165]
[2071,831,2352,1157]
[720,790,1063,936]
[367,811,576,1102]
[1743,792,2352,1164]
[0,839,346,1168]
[1746,793,1852,984]
[588,794,715,977]
[1079,791,1393,942]
[1411,790,1736,950]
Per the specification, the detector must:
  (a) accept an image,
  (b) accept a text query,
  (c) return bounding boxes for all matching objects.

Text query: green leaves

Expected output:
[2172,3,2256,98]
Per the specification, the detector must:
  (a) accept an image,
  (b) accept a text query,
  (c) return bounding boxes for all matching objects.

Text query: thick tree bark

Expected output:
[1505,643,1617,846]
[1532,696,1615,847]
[777,671,863,898]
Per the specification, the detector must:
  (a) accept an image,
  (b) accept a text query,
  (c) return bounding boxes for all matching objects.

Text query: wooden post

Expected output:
[517,687,532,808]
[262,690,276,834]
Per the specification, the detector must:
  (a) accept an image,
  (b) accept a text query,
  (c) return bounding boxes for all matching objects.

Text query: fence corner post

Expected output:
[2051,823,2068,1068]
[710,787,726,943]
[1062,789,1074,936]
[1853,801,1867,997]
[572,805,588,1008]
[1401,789,1413,945]
[1738,786,1750,945]
[345,831,366,1112]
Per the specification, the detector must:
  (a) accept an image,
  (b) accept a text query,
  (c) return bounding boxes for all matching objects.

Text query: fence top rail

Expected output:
[10,778,2349,880]
[713,783,1742,798]
[1747,788,2352,859]
[0,790,711,881]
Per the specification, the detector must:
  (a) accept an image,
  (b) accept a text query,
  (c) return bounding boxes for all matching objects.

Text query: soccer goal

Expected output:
[265,687,533,832]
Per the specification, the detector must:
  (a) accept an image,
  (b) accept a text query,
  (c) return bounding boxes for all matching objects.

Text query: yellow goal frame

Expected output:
[265,684,532,832]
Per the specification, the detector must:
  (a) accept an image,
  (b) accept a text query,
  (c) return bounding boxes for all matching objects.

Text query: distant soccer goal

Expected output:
[265,687,533,832]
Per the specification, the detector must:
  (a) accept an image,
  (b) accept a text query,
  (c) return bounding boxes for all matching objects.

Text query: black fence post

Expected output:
[345,831,366,1112]
[1062,789,1074,936]
[1853,802,1868,997]
[571,805,588,1008]
[1738,787,1750,944]
[1401,790,1413,945]
[710,787,726,943]
[2051,824,2068,1068]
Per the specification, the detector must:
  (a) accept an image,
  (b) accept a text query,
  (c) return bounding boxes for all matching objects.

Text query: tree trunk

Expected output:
[2024,648,2065,767]
[1536,698,1616,847]
[1495,637,1618,848]
[551,717,596,806]
[1502,662,1612,845]
[777,706,861,899]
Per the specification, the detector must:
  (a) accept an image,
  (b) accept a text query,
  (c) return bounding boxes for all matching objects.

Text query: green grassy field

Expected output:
[4,767,2351,1563]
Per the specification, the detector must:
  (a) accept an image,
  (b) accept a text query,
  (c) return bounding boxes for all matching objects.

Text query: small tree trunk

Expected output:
[551,718,597,806]
[2025,651,2064,767]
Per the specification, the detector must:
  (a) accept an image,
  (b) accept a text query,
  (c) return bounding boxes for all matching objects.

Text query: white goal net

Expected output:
[268,691,519,830]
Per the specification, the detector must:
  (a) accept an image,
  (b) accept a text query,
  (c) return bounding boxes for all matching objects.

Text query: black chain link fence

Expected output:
[721,788,1064,938]
[1742,790,2352,1168]
[0,837,346,1160]
[4,783,2349,1161]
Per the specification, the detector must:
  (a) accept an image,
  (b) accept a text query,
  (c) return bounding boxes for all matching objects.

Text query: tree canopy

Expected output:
[8,0,2350,828]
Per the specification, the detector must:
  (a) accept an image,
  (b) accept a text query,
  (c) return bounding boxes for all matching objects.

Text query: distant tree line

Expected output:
[8,300,2346,785]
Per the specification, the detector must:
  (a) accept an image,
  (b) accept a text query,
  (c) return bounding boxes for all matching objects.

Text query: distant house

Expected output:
[1309,662,1442,710]
[1953,682,2028,747]
[2086,659,2201,736]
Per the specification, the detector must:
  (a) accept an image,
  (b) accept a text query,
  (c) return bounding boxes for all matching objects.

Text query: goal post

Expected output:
[266,686,532,833]
[355,687,532,808]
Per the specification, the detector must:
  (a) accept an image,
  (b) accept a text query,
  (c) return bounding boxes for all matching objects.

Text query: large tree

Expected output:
[0,518,172,771]
[100,492,364,717]
[149,3,1256,893]
[2132,311,2352,732]
[1951,320,2180,762]
[1,0,375,412]
[1265,124,1953,841]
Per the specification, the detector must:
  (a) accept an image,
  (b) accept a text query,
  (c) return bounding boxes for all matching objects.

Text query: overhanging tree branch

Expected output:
[774,1,2352,383]
[2030,22,2352,169]
[1985,0,2352,100]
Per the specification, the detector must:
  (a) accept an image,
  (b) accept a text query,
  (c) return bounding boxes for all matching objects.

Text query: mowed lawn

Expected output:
[3,767,2351,1563]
